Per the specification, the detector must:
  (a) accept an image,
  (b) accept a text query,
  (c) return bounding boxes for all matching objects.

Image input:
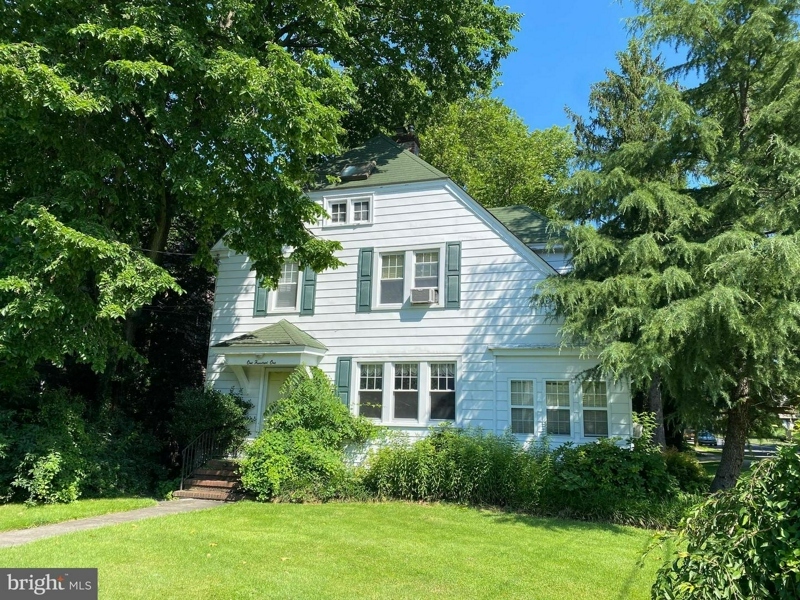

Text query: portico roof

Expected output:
[212,320,327,351]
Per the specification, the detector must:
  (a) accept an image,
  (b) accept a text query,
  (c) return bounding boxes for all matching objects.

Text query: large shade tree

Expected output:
[420,96,574,212]
[536,0,800,490]
[0,0,519,380]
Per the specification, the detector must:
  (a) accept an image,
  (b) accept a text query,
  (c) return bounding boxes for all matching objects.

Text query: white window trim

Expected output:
[322,194,374,227]
[352,357,459,426]
[544,380,572,438]
[269,261,303,314]
[509,379,536,435]
[372,243,446,309]
[580,380,610,438]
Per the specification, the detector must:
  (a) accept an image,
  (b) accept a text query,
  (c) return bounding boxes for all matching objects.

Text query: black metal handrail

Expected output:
[180,427,224,490]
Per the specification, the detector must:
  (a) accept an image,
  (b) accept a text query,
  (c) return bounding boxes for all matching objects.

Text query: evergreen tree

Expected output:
[537,1,800,490]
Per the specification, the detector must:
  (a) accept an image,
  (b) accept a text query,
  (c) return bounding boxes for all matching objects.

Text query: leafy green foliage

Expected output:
[239,367,375,502]
[3,389,164,504]
[652,440,800,599]
[663,448,709,494]
[170,387,253,453]
[0,206,179,378]
[420,96,574,212]
[365,426,552,509]
[364,425,689,527]
[536,3,800,488]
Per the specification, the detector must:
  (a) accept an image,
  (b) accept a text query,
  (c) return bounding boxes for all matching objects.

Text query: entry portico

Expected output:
[209,319,326,433]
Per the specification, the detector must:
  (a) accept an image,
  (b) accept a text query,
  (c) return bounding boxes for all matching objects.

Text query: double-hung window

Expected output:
[324,196,372,226]
[358,364,383,419]
[545,381,571,435]
[430,363,456,420]
[274,261,300,310]
[354,361,457,423]
[374,246,444,307]
[414,251,439,290]
[380,253,405,304]
[582,381,608,437]
[510,380,535,434]
[393,363,419,419]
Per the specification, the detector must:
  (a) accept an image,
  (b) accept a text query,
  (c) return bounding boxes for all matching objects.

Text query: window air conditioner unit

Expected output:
[410,288,437,304]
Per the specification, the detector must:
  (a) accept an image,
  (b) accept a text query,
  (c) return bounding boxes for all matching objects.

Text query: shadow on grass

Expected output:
[476,506,643,536]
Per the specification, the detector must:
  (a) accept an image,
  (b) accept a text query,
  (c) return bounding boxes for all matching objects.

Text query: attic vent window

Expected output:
[339,161,376,182]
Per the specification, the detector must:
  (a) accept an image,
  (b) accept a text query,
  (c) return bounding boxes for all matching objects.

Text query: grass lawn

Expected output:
[0,498,157,533]
[0,501,669,599]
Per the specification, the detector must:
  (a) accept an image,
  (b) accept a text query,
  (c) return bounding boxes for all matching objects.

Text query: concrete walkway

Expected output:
[0,499,223,549]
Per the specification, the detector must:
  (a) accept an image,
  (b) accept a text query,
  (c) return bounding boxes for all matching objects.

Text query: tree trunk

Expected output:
[647,372,666,449]
[711,382,750,492]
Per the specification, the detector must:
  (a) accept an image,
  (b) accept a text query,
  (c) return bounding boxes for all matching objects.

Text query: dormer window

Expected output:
[324,195,373,227]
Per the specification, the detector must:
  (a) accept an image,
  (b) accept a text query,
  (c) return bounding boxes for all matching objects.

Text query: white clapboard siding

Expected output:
[206,179,631,443]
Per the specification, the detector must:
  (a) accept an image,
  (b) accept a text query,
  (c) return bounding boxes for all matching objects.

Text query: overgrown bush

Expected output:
[652,439,800,599]
[364,426,551,509]
[663,447,709,494]
[239,367,375,501]
[4,389,164,504]
[364,413,689,527]
[170,386,253,453]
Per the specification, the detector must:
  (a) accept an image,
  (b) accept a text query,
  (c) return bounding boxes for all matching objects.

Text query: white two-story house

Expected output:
[206,133,632,445]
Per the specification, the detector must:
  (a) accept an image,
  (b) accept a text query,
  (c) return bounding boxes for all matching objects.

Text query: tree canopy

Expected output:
[419,96,574,212]
[536,0,800,489]
[0,0,519,377]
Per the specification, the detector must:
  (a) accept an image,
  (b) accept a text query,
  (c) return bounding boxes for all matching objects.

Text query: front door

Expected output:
[266,371,291,407]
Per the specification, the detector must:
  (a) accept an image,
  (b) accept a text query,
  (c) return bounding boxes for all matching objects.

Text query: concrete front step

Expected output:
[174,488,246,502]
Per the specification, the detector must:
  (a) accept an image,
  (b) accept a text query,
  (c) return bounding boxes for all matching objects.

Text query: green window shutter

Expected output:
[445,241,461,309]
[335,357,352,406]
[356,248,373,313]
[254,277,268,316]
[300,267,317,316]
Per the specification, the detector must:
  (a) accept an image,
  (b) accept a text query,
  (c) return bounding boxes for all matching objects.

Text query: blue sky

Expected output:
[493,1,636,131]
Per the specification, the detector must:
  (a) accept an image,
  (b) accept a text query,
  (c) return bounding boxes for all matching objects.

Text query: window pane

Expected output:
[359,391,382,419]
[359,364,383,390]
[353,200,370,222]
[545,381,570,408]
[414,251,439,289]
[584,410,608,437]
[510,380,534,406]
[430,363,455,391]
[381,254,404,279]
[275,262,299,308]
[546,408,571,435]
[582,381,608,407]
[330,202,347,223]
[430,391,455,420]
[394,391,418,419]
[394,363,418,390]
[511,408,535,434]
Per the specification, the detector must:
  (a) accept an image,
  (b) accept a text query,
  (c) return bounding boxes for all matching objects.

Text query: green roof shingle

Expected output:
[488,205,564,246]
[312,135,448,191]
[213,320,327,350]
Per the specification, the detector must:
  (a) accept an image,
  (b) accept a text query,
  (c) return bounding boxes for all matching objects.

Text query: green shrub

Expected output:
[663,447,709,494]
[170,386,253,453]
[652,441,800,599]
[4,389,164,504]
[239,367,375,501]
[364,426,552,510]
